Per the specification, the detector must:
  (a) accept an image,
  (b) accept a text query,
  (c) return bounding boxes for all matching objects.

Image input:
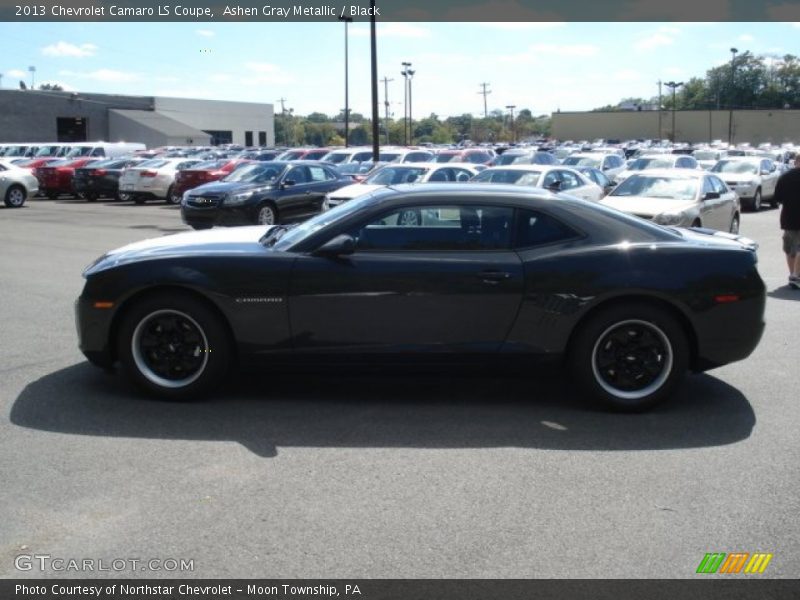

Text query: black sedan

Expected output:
[72,158,146,201]
[77,184,765,411]
[181,160,349,229]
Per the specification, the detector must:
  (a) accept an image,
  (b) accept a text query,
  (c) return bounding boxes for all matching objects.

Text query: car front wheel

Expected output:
[750,189,762,212]
[570,304,689,411]
[117,293,232,399]
[4,185,26,208]
[257,204,278,225]
[730,214,740,234]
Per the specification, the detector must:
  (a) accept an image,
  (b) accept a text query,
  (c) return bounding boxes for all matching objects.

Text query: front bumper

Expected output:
[75,294,116,368]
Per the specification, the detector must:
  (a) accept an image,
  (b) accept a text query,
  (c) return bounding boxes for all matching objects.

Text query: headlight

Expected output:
[653,212,686,226]
[225,191,254,206]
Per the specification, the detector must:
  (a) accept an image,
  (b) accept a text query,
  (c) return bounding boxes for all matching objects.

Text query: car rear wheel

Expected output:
[85,192,99,202]
[257,204,277,225]
[116,191,131,202]
[750,189,762,212]
[117,293,232,399]
[4,185,26,208]
[166,185,180,205]
[47,192,58,200]
[730,214,740,234]
[134,196,146,205]
[570,304,689,412]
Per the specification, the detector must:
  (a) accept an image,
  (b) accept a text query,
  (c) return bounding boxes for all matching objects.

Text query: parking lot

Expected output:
[1,196,798,578]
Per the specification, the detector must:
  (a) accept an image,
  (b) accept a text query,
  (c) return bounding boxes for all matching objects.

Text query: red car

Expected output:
[35,158,97,199]
[13,157,59,172]
[434,148,495,165]
[172,159,252,201]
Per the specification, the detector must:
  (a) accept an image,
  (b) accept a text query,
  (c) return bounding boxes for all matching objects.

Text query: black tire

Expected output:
[730,213,740,234]
[116,292,232,400]
[569,303,689,412]
[47,192,58,200]
[134,196,146,205]
[166,185,180,205]
[191,224,213,230]
[116,191,131,202]
[750,188,762,212]
[4,185,26,208]
[691,218,702,228]
[256,203,278,225]
[85,192,98,202]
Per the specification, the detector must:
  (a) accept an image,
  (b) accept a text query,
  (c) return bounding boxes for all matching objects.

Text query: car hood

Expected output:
[83,226,271,275]
[328,183,382,199]
[715,173,758,182]
[188,180,274,195]
[599,195,696,217]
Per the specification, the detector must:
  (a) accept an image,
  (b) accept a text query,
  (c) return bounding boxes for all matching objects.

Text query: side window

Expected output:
[515,209,579,248]
[559,170,583,190]
[702,177,715,196]
[285,166,309,184]
[91,148,105,157]
[710,176,728,194]
[427,168,449,182]
[542,171,561,189]
[351,205,513,251]
[453,169,472,182]
[309,166,332,182]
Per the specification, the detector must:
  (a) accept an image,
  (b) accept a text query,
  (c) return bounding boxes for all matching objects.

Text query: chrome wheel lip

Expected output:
[131,309,209,389]
[730,216,740,234]
[258,206,275,225]
[7,188,25,206]
[591,319,673,401]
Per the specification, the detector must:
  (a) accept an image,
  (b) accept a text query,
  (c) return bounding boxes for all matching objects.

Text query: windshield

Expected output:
[711,161,758,175]
[434,153,458,163]
[321,152,349,163]
[628,157,674,170]
[365,166,428,185]
[337,162,374,175]
[610,175,698,200]
[34,146,62,157]
[693,151,720,161]
[277,151,305,161]
[189,160,226,171]
[273,193,381,251]
[378,152,402,162]
[471,169,542,185]
[495,153,528,165]
[65,146,95,157]
[222,163,283,183]
[563,156,601,167]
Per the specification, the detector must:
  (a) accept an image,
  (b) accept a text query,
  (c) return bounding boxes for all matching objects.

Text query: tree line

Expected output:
[274,108,552,147]
[594,52,800,112]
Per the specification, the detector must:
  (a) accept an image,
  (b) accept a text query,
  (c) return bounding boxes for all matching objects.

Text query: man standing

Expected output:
[774,154,800,289]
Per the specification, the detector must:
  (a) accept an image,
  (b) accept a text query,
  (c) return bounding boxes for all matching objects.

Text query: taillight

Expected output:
[92,169,107,176]
[209,171,225,178]
[140,170,158,177]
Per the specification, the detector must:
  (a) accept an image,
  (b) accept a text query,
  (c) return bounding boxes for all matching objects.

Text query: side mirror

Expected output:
[546,181,562,192]
[703,191,720,200]
[281,179,296,189]
[312,234,355,258]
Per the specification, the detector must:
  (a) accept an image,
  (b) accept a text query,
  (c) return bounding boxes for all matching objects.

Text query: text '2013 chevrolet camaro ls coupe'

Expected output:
[76,184,765,411]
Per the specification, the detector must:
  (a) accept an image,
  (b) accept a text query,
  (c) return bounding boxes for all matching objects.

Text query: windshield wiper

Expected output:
[259,223,298,247]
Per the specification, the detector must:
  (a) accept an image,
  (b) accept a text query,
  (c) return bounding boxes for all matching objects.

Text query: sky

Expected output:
[2,21,800,119]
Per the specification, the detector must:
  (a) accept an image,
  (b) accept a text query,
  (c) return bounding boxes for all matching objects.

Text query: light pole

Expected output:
[401,62,412,145]
[381,76,393,144]
[506,105,516,143]
[369,0,379,161]
[728,47,739,145]
[407,67,415,145]
[28,66,36,89]
[664,81,683,142]
[338,15,353,147]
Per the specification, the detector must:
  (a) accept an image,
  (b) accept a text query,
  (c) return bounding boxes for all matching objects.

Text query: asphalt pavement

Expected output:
[0,195,798,579]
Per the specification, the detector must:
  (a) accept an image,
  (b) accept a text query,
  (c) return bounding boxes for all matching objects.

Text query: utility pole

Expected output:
[401,62,412,145]
[338,15,353,147]
[506,105,516,143]
[478,82,491,118]
[381,76,393,144]
[664,81,683,143]
[728,47,738,146]
[277,97,287,146]
[369,0,379,162]
[657,80,662,141]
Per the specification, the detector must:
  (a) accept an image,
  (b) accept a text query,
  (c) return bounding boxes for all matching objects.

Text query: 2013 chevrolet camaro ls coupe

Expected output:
[76,184,765,411]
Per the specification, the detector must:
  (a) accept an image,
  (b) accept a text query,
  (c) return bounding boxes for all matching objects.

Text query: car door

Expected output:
[276,165,315,220]
[288,202,525,353]
[557,169,597,201]
[710,175,737,231]
[700,175,726,230]
[760,160,778,197]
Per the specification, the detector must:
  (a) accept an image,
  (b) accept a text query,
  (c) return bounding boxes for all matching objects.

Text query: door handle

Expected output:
[479,270,512,284]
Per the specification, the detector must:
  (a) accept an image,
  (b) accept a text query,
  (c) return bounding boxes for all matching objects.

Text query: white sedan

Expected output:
[599,169,740,233]
[469,165,604,202]
[613,154,700,184]
[117,158,202,204]
[324,162,480,209]
[710,157,779,211]
[0,159,39,208]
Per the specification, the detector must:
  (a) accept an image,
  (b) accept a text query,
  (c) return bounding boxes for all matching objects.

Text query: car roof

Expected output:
[625,168,706,179]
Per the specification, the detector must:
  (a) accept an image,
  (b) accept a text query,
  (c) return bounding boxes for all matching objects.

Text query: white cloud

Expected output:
[58,69,138,83]
[241,63,293,85]
[529,43,598,57]
[738,34,755,42]
[613,69,641,82]
[195,29,214,37]
[6,69,26,78]
[42,41,97,58]
[207,73,233,84]
[658,26,682,35]
[350,23,430,38]
[663,67,686,77]
[635,33,674,51]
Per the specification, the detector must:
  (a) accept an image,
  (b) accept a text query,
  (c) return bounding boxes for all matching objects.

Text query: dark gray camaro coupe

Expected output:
[76,184,765,411]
